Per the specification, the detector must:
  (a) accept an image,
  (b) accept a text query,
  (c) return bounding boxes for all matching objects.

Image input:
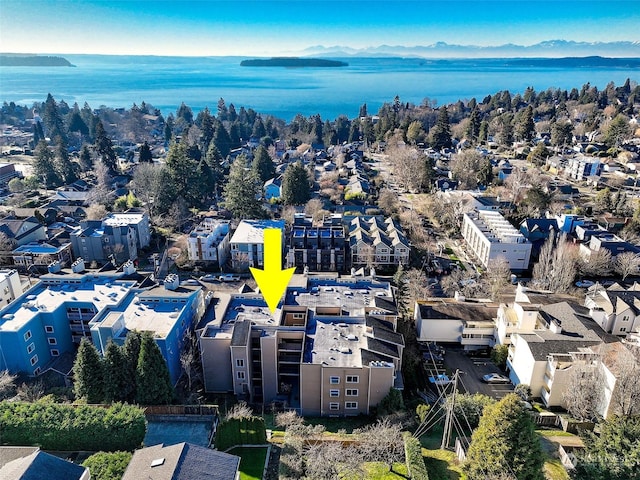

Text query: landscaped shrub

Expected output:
[404,432,429,480]
[0,401,146,451]
[82,451,132,480]
[216,416,267,450]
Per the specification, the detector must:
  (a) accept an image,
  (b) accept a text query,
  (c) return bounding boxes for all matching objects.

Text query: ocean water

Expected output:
[0,55,638,121]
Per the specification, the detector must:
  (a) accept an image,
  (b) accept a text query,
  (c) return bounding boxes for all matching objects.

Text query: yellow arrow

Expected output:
[250,228,295,314]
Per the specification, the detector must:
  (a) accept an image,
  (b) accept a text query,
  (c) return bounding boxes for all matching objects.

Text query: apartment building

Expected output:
[229,219,285,270]
[286,215,347,272]
[0,263,204,384]
[348,216,410,269]
[0,269,24,307]
[461,210,532,271]
[102,209,151,249]
[70,220,138,264]
[566,155,603,181]
[414,296,498,350]
[11,242,73,268]
[199,275,404,416]
[187,218,231,265]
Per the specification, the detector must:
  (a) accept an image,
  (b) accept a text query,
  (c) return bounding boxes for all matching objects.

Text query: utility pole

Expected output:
[441,369,459,450]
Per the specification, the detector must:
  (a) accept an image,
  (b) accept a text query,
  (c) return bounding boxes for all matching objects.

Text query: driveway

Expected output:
[444,349,514,400]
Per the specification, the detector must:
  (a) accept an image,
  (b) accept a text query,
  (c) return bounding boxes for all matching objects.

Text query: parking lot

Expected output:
[436,348,514,400]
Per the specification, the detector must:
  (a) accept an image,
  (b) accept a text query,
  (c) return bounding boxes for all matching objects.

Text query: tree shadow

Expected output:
[422,456,461,480]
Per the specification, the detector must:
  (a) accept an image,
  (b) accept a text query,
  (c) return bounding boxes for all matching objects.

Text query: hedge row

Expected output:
[215,416,267,451]
[404,432,429,480]
[0,402,146,451]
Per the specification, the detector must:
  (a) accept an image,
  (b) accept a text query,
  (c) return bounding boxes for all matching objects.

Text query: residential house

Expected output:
[264,177,282,200]
[0,446,89,480]
[461,210,532,271]
[70,220,138,264]
[11,242,73,269]
[348,216,410,270]
[584,282,640,337]
[229,219,285,270]
[199,275,403,416]
[0,163,20,186]
[414,296,498,350]
[0,264,204,384]
[286,214,347,272]
[122,442,240,480]
[102,208,151,248]
[187,218,231,265]
[519,218,558,255]
[0,216,47,247]
[566,155,603,180]
[579,232,640,261]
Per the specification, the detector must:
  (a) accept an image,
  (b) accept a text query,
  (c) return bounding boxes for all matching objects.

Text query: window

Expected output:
[237,371,245,380]
[329,402,339,410]
[330,376,340,384]
[51,349,59,357]
[27,343,35,354]
[33,367,41,376]
[236,359,245,368]
[346,389,358,396]
[620,327,627,333]
[48,338,57,345]
[346,375,359,383]
[330,389,339,397]
[30,355,38,366]
[45,325,54,333]
[345,402,358,409]
[623,316,630,322]
[23,330,32,341]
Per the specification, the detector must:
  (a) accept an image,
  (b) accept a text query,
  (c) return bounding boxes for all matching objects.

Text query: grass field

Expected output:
[227,446,268,480]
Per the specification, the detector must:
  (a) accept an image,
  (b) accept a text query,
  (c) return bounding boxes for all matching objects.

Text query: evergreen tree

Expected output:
[68,108,89,137]
[176,102,193,124]
[281,161,311,206]
[223,155,264,218]
[251,117,267,139]
[43,93,67,143]
[33,140,61,187]
[252,145,275,182]
[213,122,233,158]
[431,106,452,150]
[359,103,368,118]
[551,120,574,147]
[103,341,130,402]
[138,141,153,163]
[206,142,226,198]
[79,144,93,172]
[73,338,105,404]
[122,331,142,402]
[465,106,481,142]
[464,394,544,480]
[516,105,536,142]
[604,114,632,148]
[164,141,204,208]
[54,138,77,184]
[94,120,118,173]
[572,415,640,480]
[198,107,215,151]
[478,120,489,144]
[136,332,173,405]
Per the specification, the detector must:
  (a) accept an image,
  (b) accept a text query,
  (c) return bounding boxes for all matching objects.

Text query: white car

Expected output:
[482,373,511,384]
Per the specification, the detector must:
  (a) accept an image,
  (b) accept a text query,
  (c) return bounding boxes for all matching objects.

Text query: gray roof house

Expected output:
[0,446,89,480]
[122,443,240,480]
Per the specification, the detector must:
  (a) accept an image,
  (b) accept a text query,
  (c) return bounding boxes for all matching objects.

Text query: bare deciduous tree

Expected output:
[85,203,108,221]
[0,370,17,400]
[532,234,578,293]
[608,344,640,416]
[614,252,640,281]
[225,401,254,420]
[131,162,166,217]
[562,362,605,422]
[378,188,399,216]
[579,248,613,278]
[483,257,512,302]
[355,418,405,472]
[304,442,364,480]
[275,410,304,429]
[304,198,327,223]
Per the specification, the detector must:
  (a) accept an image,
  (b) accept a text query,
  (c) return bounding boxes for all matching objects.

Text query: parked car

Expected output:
[219,274,241,282]
[575,280,595,288]
[482,373,511,384]
[428,374,452,386]
[199,274,218,282]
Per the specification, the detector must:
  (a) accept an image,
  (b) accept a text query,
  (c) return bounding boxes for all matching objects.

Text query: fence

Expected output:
[143,404,219,416]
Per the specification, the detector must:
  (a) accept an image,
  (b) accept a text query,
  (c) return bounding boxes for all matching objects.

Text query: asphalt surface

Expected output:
[443,349,514,400]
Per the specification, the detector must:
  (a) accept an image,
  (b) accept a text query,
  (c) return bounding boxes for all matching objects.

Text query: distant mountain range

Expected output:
[296,40,640,58]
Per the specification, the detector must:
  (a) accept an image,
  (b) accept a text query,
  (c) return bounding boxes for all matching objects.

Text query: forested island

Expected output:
[240,57,348,67]
[0,55,74,67]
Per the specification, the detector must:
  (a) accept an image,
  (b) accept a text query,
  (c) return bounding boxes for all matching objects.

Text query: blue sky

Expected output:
[1,0,638,56]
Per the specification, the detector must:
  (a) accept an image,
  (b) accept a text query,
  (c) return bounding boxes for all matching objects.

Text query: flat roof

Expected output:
[305,319,367,368]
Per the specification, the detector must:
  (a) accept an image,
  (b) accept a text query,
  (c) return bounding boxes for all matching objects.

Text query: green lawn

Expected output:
[227,447,268,480]
[422,448,466,480]
[362,462,409,479]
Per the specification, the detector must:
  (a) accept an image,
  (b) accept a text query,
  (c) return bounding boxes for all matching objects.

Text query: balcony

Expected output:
[278,341,303,352]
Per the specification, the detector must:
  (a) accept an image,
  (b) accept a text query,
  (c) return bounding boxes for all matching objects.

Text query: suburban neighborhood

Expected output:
[0,76,639,480]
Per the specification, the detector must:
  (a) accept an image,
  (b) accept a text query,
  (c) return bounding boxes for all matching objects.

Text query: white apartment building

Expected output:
[229,220,285,271]
[461,210,532,271]
[0,269,24,307]
[187,219,231,265]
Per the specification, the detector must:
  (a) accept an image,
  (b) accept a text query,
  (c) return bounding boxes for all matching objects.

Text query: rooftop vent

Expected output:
[71,258,85,273]
[47,261,61,274]
[151,458,165,467]
[164,274,179,291]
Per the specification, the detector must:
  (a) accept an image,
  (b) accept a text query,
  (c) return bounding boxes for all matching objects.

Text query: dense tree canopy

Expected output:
[281,161,311,205]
